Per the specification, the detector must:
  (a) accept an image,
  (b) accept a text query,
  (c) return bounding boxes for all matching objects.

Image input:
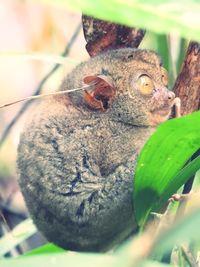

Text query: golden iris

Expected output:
[137,74,154,95]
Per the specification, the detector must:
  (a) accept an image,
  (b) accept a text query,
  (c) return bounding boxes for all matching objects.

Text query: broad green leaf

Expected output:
[134,111,200,226]
[37,0,200,43]
[24,243,64,256]
[0,219,37,257]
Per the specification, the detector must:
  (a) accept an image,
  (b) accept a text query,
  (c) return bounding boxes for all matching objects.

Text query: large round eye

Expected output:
[161,67,168,86]
[136,74,154,95]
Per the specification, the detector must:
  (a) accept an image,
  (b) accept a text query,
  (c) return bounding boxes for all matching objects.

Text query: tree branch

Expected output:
[173,42,200,206]
[173,41,200,115]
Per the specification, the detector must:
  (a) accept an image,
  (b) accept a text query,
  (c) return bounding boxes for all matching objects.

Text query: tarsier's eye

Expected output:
[136,74,154,95]
[161,67,168,87]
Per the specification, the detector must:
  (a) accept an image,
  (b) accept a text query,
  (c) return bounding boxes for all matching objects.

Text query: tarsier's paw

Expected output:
[173,97,181,118]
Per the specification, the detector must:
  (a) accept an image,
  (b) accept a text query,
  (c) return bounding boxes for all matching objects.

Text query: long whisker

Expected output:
[0,83,96,109]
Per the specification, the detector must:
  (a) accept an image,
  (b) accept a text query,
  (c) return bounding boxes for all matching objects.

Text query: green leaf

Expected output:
[37,0,200,43]
[24,243,64,256]
[133,111,200,226]
[0,219,37,257]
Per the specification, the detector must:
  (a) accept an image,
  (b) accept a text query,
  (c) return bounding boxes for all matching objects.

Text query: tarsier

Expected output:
[17,48,180,252]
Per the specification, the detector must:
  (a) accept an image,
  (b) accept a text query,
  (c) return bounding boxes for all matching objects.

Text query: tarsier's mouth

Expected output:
[148,102,176,125]
[151,103,173,116]
[148,95,181,126]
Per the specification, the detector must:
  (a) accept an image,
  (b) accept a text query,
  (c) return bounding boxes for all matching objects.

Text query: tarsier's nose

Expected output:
[168,91,175,100]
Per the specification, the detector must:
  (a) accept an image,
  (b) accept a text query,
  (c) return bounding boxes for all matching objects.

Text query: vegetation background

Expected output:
[0,1,200,266]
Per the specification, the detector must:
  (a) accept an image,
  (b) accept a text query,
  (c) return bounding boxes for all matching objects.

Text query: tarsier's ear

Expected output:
[82,15,145,57]
[81,15,145,110]
[83,75,115,111]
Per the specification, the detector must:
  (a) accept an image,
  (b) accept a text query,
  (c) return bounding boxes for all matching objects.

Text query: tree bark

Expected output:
[173,41,200,115]
[173,41,200,194]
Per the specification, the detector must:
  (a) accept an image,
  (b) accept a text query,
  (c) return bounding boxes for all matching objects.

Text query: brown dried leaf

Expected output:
[82,15,145,57]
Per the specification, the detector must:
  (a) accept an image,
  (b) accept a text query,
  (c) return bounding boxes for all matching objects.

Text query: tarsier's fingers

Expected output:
[173,97,181,118]
[170,193,190,202]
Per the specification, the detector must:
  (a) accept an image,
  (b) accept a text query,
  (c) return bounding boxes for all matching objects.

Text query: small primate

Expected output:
[17,48,179,252]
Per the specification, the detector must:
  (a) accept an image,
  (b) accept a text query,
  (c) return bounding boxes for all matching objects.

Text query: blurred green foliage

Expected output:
[40,0,200,43]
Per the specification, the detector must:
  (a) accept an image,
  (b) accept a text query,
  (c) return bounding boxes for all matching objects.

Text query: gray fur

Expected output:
[17,48,174,252]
